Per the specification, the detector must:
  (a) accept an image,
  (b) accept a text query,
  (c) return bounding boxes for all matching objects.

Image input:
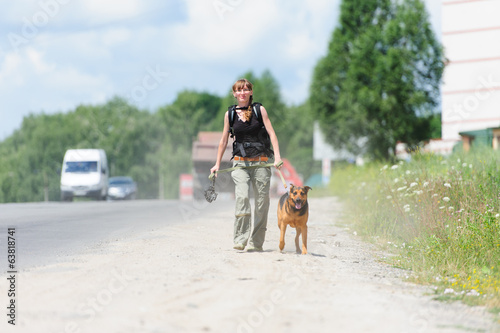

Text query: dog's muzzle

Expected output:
[294,199,303,210]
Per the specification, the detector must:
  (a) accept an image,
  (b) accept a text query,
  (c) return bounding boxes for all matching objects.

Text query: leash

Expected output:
[209,160,286,188]
[205,161,287,203]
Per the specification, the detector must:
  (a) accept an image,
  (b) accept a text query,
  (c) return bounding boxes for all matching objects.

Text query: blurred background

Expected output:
[0,0,478,202]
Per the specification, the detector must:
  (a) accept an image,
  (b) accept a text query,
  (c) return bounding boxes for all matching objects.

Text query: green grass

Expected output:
[330,148,500,309]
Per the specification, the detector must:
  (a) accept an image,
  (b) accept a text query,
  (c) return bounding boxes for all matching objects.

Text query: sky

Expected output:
[0,0,441,140]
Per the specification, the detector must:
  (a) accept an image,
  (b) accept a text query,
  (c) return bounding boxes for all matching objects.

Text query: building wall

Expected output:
[441,0,500,144]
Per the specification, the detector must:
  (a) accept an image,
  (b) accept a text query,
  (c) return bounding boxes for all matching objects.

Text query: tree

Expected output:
[310,0,444,160]
[156,91,223,199]
[158,91,222,145]
[0,97,165,202]
[282,102,320,182]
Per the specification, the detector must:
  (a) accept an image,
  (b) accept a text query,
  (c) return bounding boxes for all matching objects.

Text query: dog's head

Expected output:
[289,184,312,210]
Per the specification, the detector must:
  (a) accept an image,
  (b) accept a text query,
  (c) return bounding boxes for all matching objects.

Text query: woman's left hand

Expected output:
[274,158,283,169]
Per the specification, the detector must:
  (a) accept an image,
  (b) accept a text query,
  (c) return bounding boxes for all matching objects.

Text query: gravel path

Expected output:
[1,197,498,333]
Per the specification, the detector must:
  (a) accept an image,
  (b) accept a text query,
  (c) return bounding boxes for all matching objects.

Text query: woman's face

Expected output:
[233,85,253,104]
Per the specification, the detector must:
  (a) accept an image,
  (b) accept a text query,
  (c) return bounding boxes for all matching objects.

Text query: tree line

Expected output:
[0,71,318,202]
[0,0,444,203]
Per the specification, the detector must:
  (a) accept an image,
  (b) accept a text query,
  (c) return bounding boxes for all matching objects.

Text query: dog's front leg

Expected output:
[301,225,308,255]
[279,223,287,252]
[294,228,302,254]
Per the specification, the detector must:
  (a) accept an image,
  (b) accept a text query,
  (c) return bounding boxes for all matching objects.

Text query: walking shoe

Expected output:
[246,246,263,252]
[233,244,245,250]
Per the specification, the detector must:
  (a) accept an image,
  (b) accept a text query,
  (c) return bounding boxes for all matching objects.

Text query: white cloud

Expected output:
[0,53,23,86]
[100,28,132,46]
[0,0,441,140]
[78,0,144,24]
[0,46,112,112]
[26,48,56,74]
[167,0,277,62]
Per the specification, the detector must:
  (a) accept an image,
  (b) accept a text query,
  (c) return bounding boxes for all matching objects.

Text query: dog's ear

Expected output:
[289,184,295,191]
[304,186,312,192]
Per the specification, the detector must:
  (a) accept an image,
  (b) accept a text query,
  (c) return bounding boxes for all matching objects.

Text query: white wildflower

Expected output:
[442,197,450,202]
[381,165,388,171]
[457,158,461,163]
[394,178,399,183]
[386,195,392,199]
[391,165,399,170]
[432,193,438,197]
[410,182,418,188]
[448,206,454,211]
[406,170,411,175]
[496,214,499,218]
[439,206,445,209]
[423,182,429,187]
[444,288,455,294]
[404,204,410,212]
[462,163,467,167]
[414,190,423,195]
[444,183,451,188]
[466,289,480,297]
[397,186,407,192]
[469,164,472,169]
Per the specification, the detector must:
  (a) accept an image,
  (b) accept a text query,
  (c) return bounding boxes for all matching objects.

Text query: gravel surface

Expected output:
[1,196,499,333]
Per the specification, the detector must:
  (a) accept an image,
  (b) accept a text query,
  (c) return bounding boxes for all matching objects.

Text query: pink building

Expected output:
[441,0,500,152]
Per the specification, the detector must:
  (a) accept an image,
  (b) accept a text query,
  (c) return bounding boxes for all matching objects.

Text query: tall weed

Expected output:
[332,149,500,308]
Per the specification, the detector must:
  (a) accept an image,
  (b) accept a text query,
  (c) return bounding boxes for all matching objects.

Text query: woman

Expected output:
[211,78,283,252]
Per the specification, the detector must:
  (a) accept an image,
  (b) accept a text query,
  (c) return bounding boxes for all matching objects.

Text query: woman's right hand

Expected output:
[210,165,219,177]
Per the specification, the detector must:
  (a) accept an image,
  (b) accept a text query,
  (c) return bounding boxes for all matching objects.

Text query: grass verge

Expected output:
[330,148,500,312]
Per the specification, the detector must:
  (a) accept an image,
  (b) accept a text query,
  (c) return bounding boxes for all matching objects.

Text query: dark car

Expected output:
[107,176,137,200]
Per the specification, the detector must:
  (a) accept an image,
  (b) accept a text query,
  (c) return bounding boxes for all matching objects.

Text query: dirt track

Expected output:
[1,197,499,333]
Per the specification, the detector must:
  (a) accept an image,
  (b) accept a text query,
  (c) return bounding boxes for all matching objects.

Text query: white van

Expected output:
[60,149,109,201]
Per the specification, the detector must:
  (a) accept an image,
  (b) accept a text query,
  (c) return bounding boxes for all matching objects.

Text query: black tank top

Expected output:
[232,113,264,157]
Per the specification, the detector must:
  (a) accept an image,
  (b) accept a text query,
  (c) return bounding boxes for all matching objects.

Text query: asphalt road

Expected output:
[0,199,214,270]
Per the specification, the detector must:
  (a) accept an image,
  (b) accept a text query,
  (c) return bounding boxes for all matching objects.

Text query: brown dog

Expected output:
[277,184,312,254]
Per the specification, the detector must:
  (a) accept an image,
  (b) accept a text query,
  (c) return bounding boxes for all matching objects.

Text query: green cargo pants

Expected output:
[231,160,272,249]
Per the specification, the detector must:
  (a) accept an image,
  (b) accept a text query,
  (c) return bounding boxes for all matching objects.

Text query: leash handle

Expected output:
[209,172,216,181]
[275,161,287,189]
